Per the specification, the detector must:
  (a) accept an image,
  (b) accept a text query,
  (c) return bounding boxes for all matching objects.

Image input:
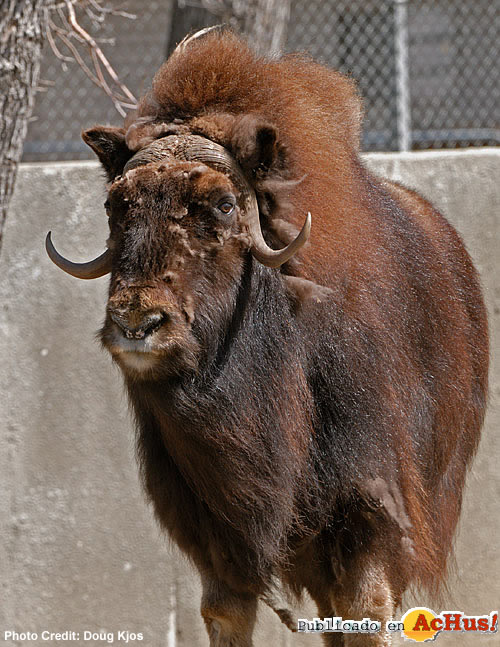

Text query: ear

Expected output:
[230,114,279,176]
[82,126,132,181]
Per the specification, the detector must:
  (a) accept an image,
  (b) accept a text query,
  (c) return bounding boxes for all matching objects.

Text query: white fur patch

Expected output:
[117,351,159,373]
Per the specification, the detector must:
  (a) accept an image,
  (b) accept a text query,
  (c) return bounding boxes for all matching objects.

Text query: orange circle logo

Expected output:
[401,608,440,642]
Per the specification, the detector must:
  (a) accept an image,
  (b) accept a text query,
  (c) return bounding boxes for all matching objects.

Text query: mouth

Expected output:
[109,335,156,354]
[104,325,162,373]
[102,324,199,377]
[101,314,201,377]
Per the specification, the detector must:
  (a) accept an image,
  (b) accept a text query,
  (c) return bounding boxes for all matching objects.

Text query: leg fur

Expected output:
[260,575,297,632]
[201,575,258,647]
[330,560,398,647]
[308,592,344,647]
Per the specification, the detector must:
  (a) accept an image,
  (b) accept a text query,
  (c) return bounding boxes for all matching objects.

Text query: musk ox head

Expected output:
[46,126,310,379]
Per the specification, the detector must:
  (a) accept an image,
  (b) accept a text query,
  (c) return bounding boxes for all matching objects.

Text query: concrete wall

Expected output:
[1,150,499,646]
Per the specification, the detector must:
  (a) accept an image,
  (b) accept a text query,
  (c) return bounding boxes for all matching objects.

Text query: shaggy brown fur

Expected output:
[77,30,488,646]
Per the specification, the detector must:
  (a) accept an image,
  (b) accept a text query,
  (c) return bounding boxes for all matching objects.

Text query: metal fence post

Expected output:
[394,0,411,151]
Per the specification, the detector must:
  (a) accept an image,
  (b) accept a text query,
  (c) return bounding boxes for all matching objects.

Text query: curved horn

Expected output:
[45,232,112,280]
[173,25,225,56]
[174,135,312,268]
[245,207,311,269]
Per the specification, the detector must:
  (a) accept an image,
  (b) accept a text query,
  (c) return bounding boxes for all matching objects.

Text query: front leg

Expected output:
[307,555,400,647]
[329,560,399,647]
[260,575,297,632]
[201,575,258,647]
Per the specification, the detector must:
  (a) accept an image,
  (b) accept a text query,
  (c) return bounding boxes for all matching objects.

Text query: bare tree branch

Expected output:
[45,11,72,65]
[45,0,138,117]
[0,0,138,255]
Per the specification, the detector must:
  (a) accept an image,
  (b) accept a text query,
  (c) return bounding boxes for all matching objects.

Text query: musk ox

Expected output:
[46,28,488,646]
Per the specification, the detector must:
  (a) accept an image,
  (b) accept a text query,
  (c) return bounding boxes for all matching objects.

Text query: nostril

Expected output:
[109,310,128,333]
[109,310,167,339]
[140,312,167,337]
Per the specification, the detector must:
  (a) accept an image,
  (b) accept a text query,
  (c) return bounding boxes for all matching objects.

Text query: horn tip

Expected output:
[174,25,227,55]
[301,212,312,241]
[45,231,54,254]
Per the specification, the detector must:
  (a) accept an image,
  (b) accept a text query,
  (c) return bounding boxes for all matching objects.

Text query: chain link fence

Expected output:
[288,0,499,151]
[23,0,499,161]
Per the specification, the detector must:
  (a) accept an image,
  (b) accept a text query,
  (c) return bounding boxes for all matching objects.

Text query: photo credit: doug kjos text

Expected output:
[3,630,144,644]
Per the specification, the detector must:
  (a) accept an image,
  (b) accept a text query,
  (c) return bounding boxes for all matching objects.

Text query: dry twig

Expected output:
[45,0,137,117]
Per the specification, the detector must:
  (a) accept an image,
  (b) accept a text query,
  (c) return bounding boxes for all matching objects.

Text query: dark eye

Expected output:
[217,199,235,216]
